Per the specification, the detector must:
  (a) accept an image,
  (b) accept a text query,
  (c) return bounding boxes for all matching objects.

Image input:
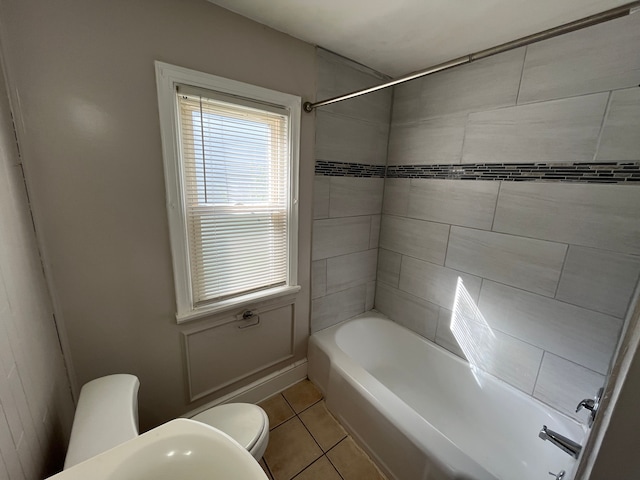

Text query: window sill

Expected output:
[176,285,302,324]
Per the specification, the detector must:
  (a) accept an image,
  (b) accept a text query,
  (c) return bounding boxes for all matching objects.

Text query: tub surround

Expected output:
[311,49,392,333]
[375,12,640,422]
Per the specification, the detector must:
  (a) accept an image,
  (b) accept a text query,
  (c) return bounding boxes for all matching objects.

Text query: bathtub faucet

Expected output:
[538,425,582,458]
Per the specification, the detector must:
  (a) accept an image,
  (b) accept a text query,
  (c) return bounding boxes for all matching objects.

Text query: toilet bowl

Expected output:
[64,374,269,469]
[191,403,269,460]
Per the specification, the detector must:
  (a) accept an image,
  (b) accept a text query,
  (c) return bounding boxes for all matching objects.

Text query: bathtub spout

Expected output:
[539,425,582,459]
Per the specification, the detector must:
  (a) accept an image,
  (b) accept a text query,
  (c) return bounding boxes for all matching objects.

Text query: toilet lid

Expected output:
[191,403,267,452]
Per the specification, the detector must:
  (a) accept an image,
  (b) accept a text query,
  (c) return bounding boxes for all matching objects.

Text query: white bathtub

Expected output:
[308,311,586,480]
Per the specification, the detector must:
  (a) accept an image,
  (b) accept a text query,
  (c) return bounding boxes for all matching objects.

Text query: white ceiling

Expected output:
[207,0,630,76]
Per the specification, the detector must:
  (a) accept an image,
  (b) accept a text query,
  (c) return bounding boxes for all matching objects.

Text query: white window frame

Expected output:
[155,62,300,323]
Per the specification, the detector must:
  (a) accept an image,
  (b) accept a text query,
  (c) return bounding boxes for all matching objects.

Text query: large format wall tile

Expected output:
[312,216,372,260]
[375,282,439,341]
[329,177,384,217]
[518,13,640,104]
[399,256,482,311]
[326,249,378,294]
[436,308,544,394]
[462,93,609,164]
[387,115,466,165]
[533,353,606,421]
[312,260,326,300]
[316,111,389,165]
[379,215,449,264]
[478,281,622,374]
[597,87,640,161]
[555,246,640,319]
[493,182,640,255]
[317,48,391,124]
[369,215,381,249]
[311,284,367,333]
[392,48,525,123]
[408,179,499,230]
[382,178,409,216]
[472,329,543,395]
[314,176,330,219]
[445,227,567,297]
[377,248,401,288]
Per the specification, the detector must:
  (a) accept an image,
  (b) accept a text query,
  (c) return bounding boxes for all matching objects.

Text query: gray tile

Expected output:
[314,176,330,220]
[476,330,543,394]
[312,216,371,260]
[329,177,384,218]
[597,88,640,161]
[316,111,389,165]
[365,280,376,311]
[445,226,567,297]
[387,115,466,165]
[379,215,449,264]
[369,215,380,249]
[408,179,499,230]
[493,182,640,256]
[317,49,391,124]
[392,48,524,123]
[518,13,640,104]
[534,353,605,422]
[398,256,482,311]
[478,281,622,374]
[463,93,608,164]
[556,246,640,319]
[382,178,409,216]
[374,282,439,341]
[312,260,327,300]
[326,249,378,294]
[311,284,367,333]
[435,308,465,358]
[376,249,401,288]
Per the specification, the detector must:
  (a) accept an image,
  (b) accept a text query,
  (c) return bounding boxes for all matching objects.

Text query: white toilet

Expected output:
[63,374,269,469]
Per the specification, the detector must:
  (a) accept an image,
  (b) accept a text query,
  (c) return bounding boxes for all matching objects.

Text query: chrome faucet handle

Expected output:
[576,398,595,413]
[549,471,565,480]
[575,387,604,427]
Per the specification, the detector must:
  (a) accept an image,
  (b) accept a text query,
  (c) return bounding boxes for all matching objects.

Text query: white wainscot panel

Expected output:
[184,303,294,401]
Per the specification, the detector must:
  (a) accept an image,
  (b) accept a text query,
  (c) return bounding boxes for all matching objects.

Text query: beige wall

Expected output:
[0,53,75,477]
[0,0,316,430]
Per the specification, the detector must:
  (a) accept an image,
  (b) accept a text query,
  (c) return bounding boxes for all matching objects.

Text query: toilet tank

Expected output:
[64,374,140,469]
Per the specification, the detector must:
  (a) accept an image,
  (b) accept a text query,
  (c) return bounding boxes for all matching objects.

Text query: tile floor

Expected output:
[257,379,387,480]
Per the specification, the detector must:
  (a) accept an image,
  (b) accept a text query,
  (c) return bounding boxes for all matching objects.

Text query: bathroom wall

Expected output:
[377,12,640,421]
[0,0,316,431]
[311,49,392,332]
[0,55,75,477]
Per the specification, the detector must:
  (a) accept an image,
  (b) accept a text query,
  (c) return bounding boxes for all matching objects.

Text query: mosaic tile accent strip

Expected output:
[315,160,386,178]
[385,162,640,183]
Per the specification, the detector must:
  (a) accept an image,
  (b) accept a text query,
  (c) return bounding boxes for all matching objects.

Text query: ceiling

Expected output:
[207,0,630,76]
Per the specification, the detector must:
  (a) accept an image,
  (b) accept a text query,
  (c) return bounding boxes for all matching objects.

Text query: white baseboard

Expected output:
[182,359,308,418]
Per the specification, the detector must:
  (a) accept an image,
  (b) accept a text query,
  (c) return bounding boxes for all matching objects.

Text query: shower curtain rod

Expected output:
[303,1,640,113]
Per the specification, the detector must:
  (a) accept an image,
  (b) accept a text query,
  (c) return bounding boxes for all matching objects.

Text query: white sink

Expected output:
[47,418,268,480]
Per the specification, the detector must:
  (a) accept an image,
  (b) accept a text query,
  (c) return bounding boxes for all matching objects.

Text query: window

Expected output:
[155,62,300,322]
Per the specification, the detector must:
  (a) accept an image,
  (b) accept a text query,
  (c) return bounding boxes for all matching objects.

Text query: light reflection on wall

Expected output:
[450,277,496,386]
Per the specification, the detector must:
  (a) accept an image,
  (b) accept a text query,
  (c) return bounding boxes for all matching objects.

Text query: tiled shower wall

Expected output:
[311,49,392,332]
[0,57,75,477]
[377,13,640,421]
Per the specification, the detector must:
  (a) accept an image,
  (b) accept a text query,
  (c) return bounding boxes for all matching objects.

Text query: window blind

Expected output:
[176,87,290,306]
